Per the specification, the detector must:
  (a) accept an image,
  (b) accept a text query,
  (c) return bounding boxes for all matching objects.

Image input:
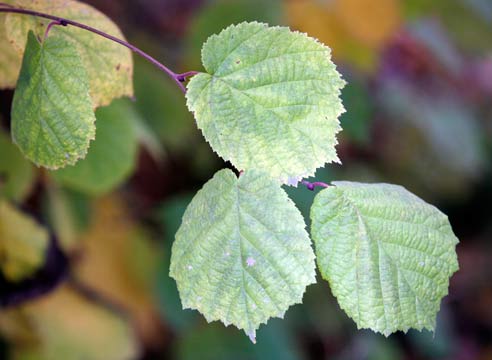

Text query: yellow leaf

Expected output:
[334,0,401,48]
[0,201,48,282]
[74,196,163,347]
[0,285,139,360]
[286,0,401,70]
[0,13,21,88]
[6,0,133,107]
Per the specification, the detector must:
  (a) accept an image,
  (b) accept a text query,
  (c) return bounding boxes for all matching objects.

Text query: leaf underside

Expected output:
[310,181,459,335]
[170,169,316,341]
[186,22,346,185]
[11,31,96,169]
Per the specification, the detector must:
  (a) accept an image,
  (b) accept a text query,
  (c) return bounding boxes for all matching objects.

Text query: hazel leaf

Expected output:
[310,181,459,335]
[170,169,316,341]
[186,22,345,185]
[11,31,96,169]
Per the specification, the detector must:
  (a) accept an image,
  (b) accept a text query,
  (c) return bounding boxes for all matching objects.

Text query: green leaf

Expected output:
[0,129,35,202]
[170,169,316,341]
[186,22,346,185]
[0,200,49,282]
[6,0,133,107]
[310,181,459,335]
[11,31,96,169]
[51,99,139,195]
[45,183,79,252]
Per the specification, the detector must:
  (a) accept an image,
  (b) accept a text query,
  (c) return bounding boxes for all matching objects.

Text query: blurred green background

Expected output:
[1,0,491,359]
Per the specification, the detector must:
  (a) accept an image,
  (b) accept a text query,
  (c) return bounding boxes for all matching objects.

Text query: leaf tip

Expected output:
[247,331,256,344]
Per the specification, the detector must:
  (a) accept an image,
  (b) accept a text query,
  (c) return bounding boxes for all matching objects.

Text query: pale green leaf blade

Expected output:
[51,99,139,195]
[310,182,459,335]
[6,0,133,107]
[186,22,346,185]
[0,129,35,202]
[0,200,49,282]
[170,169,316,340]
[11,31,96,169]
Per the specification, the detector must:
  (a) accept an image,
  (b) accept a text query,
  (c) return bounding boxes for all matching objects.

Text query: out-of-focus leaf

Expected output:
[287,0,401,70]
[0,285,139,360]
[133,56,194,152]
[404,0,492,53]
[11,31,96,170]
[0,10,21,89]
[51,99,139,195]
[0,201,48,282]
[184,0,284,71]
[132,106,165,161]
[0,129,34,202]
[379,81,486,197]
[334,0,401,47]
[0,235,68,308]
[74,196,163,347]
[6,0,133,107]
[44,183,79,252]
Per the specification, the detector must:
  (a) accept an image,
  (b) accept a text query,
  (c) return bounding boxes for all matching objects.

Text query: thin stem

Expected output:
[301,180,330,191]
[44,20,63,40]
[0,7,194,93]
[176,71,199,82]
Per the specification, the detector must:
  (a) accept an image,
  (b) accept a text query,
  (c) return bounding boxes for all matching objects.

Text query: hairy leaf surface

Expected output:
[170,169,316,340]
[52,99,138,195]
[0,200,49,282]
[186,22,345,184]
[11,31,96,169]
[310,182,459,335]
[6,0,133,107]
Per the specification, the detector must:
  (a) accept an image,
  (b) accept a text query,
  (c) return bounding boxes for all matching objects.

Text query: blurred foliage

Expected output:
[51,99,139,196]
[1,0,492,358]
[0,201,48,282]
[286,0,401,70]
[0,285,138,360]
[184,0,284,70]
[0,129,34,203]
